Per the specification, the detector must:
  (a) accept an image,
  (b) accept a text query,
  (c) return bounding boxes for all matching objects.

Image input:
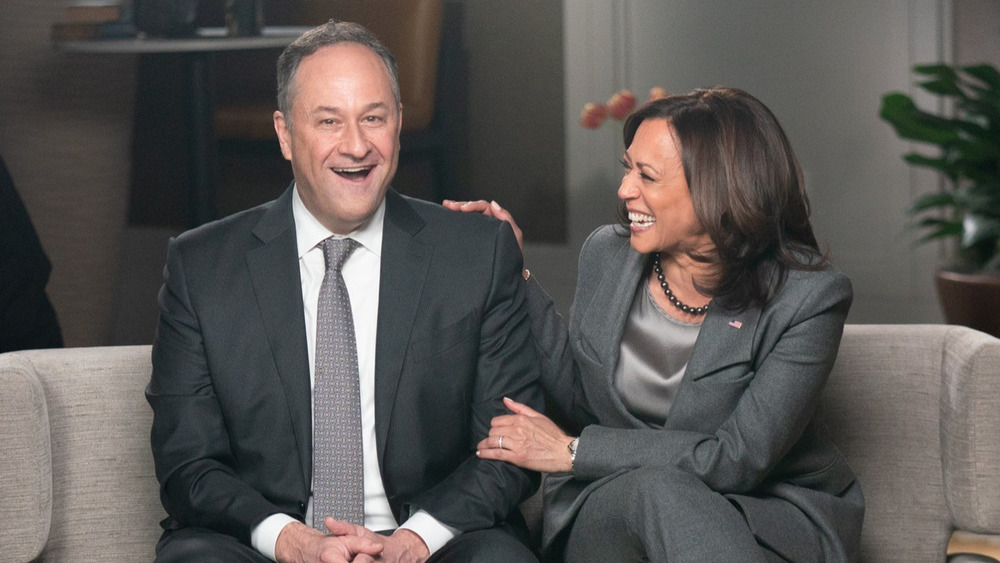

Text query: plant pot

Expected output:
[935,269,1000,338]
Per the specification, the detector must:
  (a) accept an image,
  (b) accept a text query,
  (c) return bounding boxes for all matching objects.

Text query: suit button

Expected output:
[298,501,306,512]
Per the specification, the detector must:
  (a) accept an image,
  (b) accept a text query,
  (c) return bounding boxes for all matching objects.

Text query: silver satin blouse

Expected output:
[613,281,701,427]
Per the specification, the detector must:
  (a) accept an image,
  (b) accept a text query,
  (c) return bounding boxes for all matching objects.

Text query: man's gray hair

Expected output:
[276,20,401,125]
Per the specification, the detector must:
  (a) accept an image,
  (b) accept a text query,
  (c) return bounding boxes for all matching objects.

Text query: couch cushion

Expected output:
[821,324,955,562]
[0,353,52,563]
[941,327,1000,533]
[24,346,164,562]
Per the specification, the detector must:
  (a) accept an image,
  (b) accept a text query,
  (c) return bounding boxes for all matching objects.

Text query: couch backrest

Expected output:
[0,346,161,563]
[821,324,1000,563]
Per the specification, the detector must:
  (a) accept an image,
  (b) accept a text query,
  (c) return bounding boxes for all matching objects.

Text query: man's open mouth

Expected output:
[333,166,374,180]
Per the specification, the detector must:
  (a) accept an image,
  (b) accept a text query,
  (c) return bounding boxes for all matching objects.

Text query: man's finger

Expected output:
[324,517,362,537]
[340,536,384,557]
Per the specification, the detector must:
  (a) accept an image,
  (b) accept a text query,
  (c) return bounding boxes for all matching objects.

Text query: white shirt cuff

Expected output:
[251,513,299,562]
[398,509,460,555]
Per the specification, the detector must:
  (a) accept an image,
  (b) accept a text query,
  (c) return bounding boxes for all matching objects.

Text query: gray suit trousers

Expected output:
[563,467,786,563]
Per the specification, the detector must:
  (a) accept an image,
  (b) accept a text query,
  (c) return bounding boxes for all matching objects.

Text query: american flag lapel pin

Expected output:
[728,320,743,329]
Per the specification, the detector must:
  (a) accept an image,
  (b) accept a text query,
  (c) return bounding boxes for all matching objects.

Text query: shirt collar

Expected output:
[292,183,385,259]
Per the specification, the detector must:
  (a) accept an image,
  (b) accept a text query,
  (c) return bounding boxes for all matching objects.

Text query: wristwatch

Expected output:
[567,437,580,468]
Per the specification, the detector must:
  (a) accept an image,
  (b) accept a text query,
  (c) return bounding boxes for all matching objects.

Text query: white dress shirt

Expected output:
[250,186,458,560]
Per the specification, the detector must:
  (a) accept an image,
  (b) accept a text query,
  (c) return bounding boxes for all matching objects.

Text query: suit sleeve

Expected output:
[521,228,608,432]
[572,270,853,494]
[146,239,285,544]
[405,221,544,530]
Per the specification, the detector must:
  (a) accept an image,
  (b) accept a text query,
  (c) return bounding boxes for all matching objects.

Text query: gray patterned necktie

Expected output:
[312,237,364,529]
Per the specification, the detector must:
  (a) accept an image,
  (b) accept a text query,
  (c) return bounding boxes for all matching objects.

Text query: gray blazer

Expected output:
[527,225,863,561]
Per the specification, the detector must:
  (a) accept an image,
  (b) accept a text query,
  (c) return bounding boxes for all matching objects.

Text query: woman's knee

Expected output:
[611,466,716,514]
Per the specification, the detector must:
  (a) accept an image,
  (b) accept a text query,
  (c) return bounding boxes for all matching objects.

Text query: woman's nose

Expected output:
[617,172,638,201]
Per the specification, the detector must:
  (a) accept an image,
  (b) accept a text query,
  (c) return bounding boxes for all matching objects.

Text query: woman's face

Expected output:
[618,118,712,257]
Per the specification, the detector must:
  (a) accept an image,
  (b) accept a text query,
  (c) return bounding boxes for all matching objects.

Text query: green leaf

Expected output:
[957,97,1000,122]
[920,221,964,242]
[902,153,957,178]
[910,191,958,212]
[962,64,1000,91]
[961,214,1000,248]
[965,183,1000,214]
[880,93,961,145]
[919,77,966,98]
[915,64,957,80]
[952,119,995,143]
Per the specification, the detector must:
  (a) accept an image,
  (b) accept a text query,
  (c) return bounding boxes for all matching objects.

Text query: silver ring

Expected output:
[498,436,505,450]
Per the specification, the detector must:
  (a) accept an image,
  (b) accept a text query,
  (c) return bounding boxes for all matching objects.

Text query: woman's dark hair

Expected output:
[620,87,824,310]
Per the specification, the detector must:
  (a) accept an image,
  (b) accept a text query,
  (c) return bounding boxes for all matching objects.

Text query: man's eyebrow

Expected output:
[362,101,391,112]
[312,102,391,114]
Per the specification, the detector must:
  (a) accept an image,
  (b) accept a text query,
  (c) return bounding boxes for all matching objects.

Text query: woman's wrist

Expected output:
[567,436,580,471]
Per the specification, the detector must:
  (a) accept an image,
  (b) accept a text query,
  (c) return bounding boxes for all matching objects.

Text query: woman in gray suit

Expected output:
[446,87,863,562]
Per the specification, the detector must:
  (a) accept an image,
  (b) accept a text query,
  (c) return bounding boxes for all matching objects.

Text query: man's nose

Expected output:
[339,122,370,158]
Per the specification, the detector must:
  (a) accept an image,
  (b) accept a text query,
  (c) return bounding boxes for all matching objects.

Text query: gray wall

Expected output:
[456,0,566,243]
[954,0,1000,66]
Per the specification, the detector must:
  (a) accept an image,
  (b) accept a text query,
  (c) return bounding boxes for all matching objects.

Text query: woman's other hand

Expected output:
[442,200,523,251]
[477,397,574,473]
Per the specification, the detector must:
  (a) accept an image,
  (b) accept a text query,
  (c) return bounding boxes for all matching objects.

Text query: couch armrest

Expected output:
[941,327,1000,532]
[0,352,52,562]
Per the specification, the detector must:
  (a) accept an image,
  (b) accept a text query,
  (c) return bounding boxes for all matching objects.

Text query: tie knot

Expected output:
[321,237,360,272]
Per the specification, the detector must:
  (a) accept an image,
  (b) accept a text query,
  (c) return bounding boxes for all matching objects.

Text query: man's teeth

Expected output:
[334,166,371,173]
[629,211,655,226]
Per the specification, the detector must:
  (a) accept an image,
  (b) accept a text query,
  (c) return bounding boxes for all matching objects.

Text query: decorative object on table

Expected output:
[580,86,668,129]
[880,63,1000,337]
[133,0,200,37]
[51,0,136,40]
[225,0,263,37]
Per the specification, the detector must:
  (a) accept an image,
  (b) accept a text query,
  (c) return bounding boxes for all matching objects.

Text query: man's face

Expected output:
[274,42,401,234]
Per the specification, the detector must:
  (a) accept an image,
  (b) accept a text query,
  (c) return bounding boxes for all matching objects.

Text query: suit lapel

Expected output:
[578,238,645,380]
[685,300,761,380]
[571,237,649,425]
[373,190,431,466]
[245,187,313,486]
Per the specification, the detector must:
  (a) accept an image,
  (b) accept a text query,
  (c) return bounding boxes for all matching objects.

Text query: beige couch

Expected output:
[2,325,1000,562]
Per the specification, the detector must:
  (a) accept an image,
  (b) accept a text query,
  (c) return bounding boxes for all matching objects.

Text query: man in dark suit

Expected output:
[147,21,541,563]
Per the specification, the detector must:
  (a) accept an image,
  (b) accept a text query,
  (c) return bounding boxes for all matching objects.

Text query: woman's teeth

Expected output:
[629,211,655,227]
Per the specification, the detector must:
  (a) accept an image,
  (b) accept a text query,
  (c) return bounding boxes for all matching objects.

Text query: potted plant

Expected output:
[880,63,1000,337]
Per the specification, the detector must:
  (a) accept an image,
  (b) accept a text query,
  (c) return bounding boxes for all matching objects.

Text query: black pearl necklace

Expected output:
[652,253,709,316]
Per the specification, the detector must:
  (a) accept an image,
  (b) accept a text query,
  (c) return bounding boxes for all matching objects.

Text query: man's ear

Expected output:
[273,111,292,161]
